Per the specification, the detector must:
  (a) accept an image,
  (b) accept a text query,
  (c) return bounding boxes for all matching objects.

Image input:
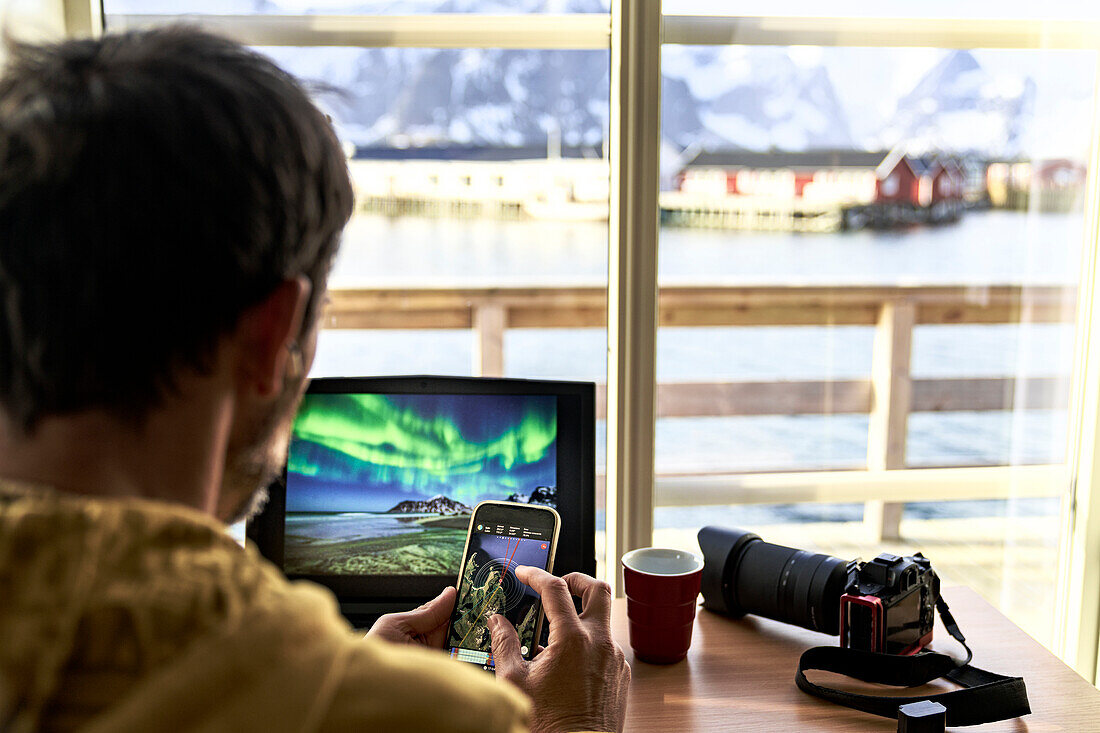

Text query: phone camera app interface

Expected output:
[448,520,552,672]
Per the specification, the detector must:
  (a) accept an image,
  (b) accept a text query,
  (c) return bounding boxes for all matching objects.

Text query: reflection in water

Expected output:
[286,512,427,542]
[330,210,1082,287]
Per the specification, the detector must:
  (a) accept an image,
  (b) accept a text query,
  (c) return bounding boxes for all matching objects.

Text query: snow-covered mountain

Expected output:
[302,45,855,152]
[505,486,558,506]
[137,0,1087,159]
[329,48,610,147]
[876,50,1036,157]
[661,46,854,151]
[289,43,1079,159]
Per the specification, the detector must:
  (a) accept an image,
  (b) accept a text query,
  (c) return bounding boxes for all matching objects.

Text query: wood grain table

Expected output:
[610,587,1100,731]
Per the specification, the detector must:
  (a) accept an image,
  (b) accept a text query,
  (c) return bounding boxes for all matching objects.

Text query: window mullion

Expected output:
[62,0,103,37]
[1058,51,1100,685]
[606,0,661,593]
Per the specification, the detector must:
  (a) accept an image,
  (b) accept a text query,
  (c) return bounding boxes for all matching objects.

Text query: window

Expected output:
[652,13,1099,660]
[95,0,1100,681]
[655,35,1086,651]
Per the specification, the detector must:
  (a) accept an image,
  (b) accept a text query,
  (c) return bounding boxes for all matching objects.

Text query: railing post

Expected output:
[865,299,916,541]
[473,302,505,377]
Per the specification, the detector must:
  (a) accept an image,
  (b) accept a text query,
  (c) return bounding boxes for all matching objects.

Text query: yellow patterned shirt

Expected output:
[0,480,529,733]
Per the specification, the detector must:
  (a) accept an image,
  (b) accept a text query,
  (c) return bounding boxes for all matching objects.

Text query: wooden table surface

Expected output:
[610,587,1100,731]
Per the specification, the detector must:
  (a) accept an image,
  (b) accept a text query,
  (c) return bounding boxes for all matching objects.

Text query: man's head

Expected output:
[0,27,353,519]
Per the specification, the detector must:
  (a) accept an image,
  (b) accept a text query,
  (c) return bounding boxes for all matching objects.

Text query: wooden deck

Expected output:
[653,512,1060,651]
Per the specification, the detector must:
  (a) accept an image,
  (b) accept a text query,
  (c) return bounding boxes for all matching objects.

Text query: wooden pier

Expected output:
[355,190,966,233]
[358,195,526,221]
[658,191,844,232]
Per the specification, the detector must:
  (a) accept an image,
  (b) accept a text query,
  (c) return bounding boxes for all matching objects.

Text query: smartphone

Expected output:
[445,500,560,672]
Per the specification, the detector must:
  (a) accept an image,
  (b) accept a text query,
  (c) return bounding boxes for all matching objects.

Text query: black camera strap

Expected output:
[794,597,1030,726]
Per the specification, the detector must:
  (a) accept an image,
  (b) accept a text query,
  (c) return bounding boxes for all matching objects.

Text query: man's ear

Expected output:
[234,277,312,398]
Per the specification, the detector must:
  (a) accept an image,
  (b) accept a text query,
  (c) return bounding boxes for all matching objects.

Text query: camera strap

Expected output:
[794,597,1030,726]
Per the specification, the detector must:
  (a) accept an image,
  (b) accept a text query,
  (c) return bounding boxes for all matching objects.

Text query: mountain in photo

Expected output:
[386,495,473,515]
[505,486,557,506]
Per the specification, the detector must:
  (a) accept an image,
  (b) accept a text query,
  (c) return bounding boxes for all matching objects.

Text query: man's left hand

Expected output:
[365,586,456,648]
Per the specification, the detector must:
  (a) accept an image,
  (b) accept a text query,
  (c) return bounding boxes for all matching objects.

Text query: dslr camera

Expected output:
[698,526,940,655]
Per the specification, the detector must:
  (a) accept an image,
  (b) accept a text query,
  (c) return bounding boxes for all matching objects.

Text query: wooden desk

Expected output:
[611,587,1100,731]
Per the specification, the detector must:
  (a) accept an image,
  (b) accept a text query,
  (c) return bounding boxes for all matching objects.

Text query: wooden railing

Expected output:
[324,283,1076,539]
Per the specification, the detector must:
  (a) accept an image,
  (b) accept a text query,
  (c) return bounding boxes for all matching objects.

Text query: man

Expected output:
[0,27,629,732]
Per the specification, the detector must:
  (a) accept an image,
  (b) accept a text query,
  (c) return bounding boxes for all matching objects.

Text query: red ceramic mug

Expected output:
[621,547,704,664]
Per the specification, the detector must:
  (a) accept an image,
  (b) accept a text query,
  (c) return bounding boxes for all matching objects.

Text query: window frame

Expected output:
[78,0,1100,683]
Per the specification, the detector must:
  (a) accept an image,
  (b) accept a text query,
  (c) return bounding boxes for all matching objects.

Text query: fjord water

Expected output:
[316,209,1080,480]
[329,209,1082,289]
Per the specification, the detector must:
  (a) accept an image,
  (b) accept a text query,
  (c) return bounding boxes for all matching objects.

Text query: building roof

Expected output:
[686,149,891,170]
[910,156,945,176]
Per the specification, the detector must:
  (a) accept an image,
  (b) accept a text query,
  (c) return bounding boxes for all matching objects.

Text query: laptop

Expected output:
[247,375,596,627]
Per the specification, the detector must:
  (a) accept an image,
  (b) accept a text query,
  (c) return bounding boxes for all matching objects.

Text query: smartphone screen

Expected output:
[446,501,560,672]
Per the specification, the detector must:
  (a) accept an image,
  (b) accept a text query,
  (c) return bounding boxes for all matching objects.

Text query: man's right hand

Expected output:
[489,567,630,733]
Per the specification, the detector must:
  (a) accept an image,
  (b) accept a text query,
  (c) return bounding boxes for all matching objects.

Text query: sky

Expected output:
[286,393,558,512]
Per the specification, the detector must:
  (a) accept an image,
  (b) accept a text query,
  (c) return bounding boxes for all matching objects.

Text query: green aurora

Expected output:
[286,393,557,510]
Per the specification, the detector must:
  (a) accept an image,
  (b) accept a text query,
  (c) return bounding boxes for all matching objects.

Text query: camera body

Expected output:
[840,552,939,655]
[698,527,940,655]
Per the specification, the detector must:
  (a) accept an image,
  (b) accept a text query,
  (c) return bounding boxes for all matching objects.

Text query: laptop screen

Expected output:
[284,392,558,578]
[247,376,595,613]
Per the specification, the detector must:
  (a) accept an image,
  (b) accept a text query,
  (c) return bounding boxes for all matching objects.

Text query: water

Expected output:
[329,209,1083,288]
[315,209,1081,480]
[286,512,429,541]
[654,496,1063,528]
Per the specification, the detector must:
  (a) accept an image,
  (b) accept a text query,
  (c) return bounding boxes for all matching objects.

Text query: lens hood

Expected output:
[697,526,761,616]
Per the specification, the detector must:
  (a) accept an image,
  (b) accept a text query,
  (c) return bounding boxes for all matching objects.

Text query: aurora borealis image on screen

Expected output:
[283,393,557,576]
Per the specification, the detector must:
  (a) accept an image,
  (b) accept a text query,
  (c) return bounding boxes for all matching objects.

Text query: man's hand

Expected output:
[489,568,630,733]
[365,586,455,648]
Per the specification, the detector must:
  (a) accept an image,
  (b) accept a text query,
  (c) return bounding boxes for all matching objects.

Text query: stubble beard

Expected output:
[220,369,309,526]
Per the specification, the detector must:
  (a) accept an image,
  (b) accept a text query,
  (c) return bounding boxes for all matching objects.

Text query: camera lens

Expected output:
[698,526,849,635]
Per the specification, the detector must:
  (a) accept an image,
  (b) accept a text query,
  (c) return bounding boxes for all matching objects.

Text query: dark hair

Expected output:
[0,27,353,433]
